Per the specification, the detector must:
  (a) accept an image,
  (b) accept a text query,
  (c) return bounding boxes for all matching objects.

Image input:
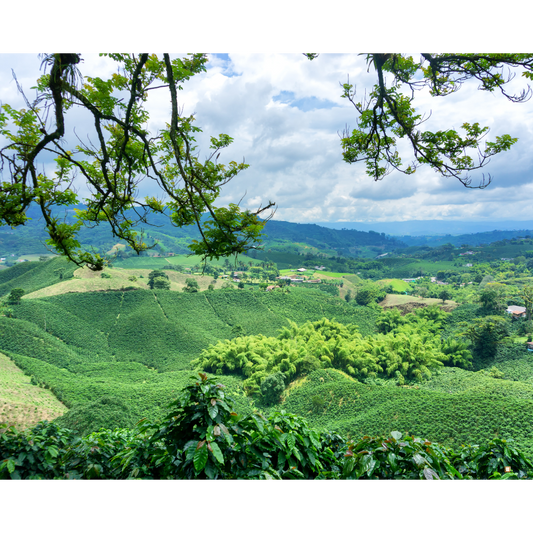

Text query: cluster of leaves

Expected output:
[377,306,472,369]
[0,374,344,480]
[458,315,509,359]
[2,374,532,480]
[182,277,199,293]
[355,282,386,305]
[342,431,532,480]
[333,53,533,187]
[148,269,170,290]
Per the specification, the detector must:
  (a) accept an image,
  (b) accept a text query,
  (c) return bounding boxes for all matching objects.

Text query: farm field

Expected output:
[376,278,412,292]
[24,266,219,299]
[17,254,56,261]
[114,253,263,270]
[1,289,380,432]
[379,293,458,311]
[3,240,533,468]
[280,367,533,457]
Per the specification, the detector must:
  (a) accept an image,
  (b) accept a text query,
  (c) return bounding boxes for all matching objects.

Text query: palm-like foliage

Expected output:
[194,313,458,394]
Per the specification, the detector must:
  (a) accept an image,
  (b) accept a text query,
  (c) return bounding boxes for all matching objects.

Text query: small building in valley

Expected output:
[507,305,527,318]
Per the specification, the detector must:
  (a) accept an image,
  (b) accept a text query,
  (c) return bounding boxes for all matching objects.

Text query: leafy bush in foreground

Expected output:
[2,374,532,480]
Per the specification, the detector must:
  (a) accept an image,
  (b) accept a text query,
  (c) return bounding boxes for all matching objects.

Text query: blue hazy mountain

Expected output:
[315,220,533,236]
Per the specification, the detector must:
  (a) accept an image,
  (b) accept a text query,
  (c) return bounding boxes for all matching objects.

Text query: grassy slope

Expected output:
[5,258,533,456]
[24,265,220,299]
[379,293,459,312]
[0,351,67,431]
[0,257,78,298]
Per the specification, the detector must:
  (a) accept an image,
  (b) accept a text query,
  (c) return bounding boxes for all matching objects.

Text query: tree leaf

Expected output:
[209,441,224,464]
[193,441,208,473]
[208,404,219,420]
[287,433,296,451]
[423,467,439,480]
[413,453,426,466]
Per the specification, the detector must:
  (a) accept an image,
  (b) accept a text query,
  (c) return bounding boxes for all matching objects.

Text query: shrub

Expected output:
[182,278,199,293]
[260,372,286,406]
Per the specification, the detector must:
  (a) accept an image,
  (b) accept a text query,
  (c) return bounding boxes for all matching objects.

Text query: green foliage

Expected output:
[339,54,530,186]
[0,257,77,298]
[110,373,346,480]
[341,431,533,480]
[355,282,385,306]
[342,431,460,479]
[488,366,505,379]
[7,288,24,304]
[55,396,136,437]
[0,420,75,479]
[2,374,533,480]
[376,308,404,333]
[180,277,199,293]
[283,367,533,459]
[440,338,472,369]
[459,315,509,358]
[438,288,451,303]
[260,372,286,406]
[153,277,171,290]
[193,311,457,393]
[148,269,169,289]
[0,54,274,269]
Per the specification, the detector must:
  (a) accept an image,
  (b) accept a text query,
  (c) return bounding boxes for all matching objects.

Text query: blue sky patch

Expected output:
[209,53,241,77]
[273,90,339,111]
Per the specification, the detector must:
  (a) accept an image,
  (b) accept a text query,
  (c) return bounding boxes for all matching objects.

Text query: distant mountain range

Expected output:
[315,220,533,236]
[4,203,533,259]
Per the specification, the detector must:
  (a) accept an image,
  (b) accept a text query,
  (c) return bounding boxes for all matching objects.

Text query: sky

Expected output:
[1,8,532,232]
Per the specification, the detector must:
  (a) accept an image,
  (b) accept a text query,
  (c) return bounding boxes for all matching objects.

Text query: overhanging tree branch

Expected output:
[0,53,276,269]
[339,53,532,187]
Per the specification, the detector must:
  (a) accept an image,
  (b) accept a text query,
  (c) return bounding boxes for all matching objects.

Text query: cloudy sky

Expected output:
[1,19,532,228]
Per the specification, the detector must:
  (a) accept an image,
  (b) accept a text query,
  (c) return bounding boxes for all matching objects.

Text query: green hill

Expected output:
[0,257,78,298]
[4,268,533,459]
[281,367,533,457]
[0,290,379,431]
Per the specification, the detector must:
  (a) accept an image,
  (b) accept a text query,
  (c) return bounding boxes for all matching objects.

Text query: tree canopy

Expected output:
[1,53,532,269]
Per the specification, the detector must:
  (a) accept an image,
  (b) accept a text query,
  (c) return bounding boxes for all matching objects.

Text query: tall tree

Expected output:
[7,288,24,304]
